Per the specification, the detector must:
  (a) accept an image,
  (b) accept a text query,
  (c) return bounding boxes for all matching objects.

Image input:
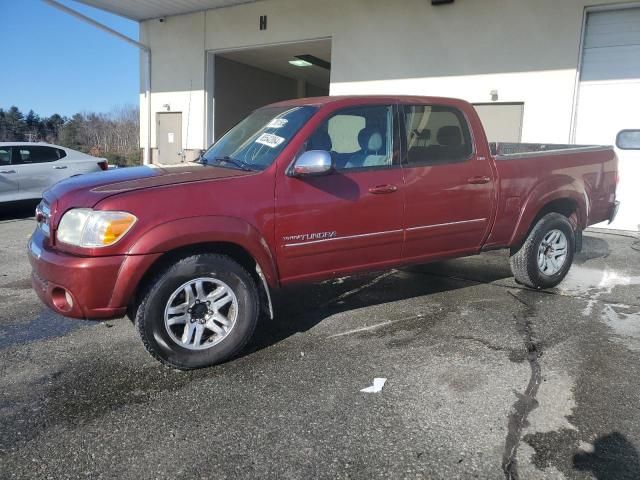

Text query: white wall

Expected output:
[140,0,633,151]
[139,11,206,153]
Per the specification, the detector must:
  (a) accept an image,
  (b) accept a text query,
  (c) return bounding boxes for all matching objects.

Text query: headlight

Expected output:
[57,209,137,247]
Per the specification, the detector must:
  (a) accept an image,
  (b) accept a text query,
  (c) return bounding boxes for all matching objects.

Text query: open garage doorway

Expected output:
[206,38,331,144]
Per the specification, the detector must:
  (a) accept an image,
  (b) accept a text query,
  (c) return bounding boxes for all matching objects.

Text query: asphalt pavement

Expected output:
[1,203,640,479]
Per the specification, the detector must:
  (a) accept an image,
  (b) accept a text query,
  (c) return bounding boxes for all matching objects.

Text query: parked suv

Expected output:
[0,143,107,203]
[28,96,619,369]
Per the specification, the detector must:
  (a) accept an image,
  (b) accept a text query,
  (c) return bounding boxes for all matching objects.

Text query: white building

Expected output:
[74,0,639,230]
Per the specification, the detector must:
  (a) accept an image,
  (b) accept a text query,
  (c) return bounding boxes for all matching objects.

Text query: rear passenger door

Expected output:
[13,146,67,199]
[275,104,405,284]
[400,104,495,261]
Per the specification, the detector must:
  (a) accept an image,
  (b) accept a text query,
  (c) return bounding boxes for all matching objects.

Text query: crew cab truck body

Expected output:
[28,96,619,369]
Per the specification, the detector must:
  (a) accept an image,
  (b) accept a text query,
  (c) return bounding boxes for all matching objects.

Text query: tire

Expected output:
[134,253,259,370]
[509,212,575,289]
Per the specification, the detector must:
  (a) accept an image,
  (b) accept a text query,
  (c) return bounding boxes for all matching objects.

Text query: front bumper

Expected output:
[28,229,159,320]
[609,201,621,224]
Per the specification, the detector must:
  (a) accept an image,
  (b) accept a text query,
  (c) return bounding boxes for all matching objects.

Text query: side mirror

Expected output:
[291,150,334,177]
[616,130,640,150]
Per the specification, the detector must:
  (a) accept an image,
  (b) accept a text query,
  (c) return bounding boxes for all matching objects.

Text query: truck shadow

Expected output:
[245,234,611,356]
[575,235,611,264]
[245,253,514,355]
[0,199,39,221]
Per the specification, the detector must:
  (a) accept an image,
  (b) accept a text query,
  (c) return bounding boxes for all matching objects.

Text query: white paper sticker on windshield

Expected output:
[255,133,285,148]
[266,118,288,128]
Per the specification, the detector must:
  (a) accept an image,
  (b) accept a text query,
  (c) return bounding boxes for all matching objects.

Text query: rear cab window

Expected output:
[402,105,473,165]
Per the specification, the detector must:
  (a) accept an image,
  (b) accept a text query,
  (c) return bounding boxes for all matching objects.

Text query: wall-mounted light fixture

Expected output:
[289,59,313,68]
[162,104,171,111]
[289,54,331,70]
[490,90,499,102]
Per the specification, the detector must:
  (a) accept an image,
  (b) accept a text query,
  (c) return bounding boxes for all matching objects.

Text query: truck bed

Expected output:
[484,143,618,249]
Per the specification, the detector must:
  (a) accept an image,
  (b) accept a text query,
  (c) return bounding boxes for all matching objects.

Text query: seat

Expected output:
[424,125,465,162]
[307,130,332,151]
[437,125,462,147]
[345,127,388,168]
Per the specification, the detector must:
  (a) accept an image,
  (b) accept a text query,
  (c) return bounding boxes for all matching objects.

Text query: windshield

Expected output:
[201,105,318,171]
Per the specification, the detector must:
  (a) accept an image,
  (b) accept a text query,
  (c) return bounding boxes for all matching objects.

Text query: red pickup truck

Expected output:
[28,96,619,369]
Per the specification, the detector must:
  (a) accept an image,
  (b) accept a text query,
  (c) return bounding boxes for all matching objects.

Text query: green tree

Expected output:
[0,106,26,141]
[24,109,42,142]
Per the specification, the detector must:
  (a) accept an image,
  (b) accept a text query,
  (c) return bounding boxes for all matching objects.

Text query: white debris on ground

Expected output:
[361,378,387,393]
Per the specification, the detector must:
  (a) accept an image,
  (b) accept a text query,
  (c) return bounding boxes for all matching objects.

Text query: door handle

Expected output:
[368,184,398,194]
[53,165,68,170]
[0,169,16,174]
[467,176,491,185]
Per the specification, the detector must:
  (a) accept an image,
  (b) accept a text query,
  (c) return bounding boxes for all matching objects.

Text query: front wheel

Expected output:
[509,212,575,289]
[134,254,259,370]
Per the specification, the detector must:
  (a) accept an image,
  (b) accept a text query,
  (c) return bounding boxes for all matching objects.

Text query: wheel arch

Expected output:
[116,216,278,318]
[510,183,587,249]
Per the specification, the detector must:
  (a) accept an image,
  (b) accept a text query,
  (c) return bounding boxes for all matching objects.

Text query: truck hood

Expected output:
[45,164,256,209]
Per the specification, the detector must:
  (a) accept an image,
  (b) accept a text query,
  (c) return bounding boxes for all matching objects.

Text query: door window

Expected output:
[306,105,394,170]
[0,147,10,165]
[403,105,473,165]
[14,146,62,164]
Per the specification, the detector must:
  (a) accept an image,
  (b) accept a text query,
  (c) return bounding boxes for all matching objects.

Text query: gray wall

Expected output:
[214,57,298,138]
[306,83,329,97]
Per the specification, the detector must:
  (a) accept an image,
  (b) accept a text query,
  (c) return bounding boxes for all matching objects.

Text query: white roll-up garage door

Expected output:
[574,7,640,231]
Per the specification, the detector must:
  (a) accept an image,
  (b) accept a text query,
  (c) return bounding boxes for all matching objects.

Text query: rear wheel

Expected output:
[510,212,575,289]
[134,254,259,370]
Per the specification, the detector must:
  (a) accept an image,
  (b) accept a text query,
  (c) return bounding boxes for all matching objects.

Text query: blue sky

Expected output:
[1,0,139,117]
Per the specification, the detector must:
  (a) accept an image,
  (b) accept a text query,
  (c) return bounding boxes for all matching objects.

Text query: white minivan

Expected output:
[0,143,107,203]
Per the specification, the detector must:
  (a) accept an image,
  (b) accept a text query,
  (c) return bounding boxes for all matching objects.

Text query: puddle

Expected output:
[554,265,640,352]
[601,303,640,352]
[556,265,640,316]
[559,265,640,297]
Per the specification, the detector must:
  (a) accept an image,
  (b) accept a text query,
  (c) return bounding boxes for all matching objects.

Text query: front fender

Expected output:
[510,175,588,246]
[126,215,279,288]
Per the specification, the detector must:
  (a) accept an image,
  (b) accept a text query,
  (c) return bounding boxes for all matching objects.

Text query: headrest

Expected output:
[437,126,462,147]
[358,127,384,152]
[413,129,431,141]
[308,130,332,151]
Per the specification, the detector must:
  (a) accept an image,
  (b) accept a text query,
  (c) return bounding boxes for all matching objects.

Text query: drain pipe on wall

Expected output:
[42,0,152,165]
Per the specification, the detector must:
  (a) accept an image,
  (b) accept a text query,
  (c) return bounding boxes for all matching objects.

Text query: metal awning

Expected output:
[76,0,262,21]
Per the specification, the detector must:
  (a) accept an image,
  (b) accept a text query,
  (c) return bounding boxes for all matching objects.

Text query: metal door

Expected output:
[574,8,640,231]
[473,103,524,143]
[157,113,183,164]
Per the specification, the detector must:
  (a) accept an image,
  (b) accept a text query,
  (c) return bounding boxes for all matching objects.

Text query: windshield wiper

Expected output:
[204,156,255,171]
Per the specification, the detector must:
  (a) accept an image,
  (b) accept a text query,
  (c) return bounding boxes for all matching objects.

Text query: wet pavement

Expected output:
[1,204,640,479]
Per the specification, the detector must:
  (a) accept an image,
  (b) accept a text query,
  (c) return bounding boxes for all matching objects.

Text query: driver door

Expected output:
[274,104,405,285]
